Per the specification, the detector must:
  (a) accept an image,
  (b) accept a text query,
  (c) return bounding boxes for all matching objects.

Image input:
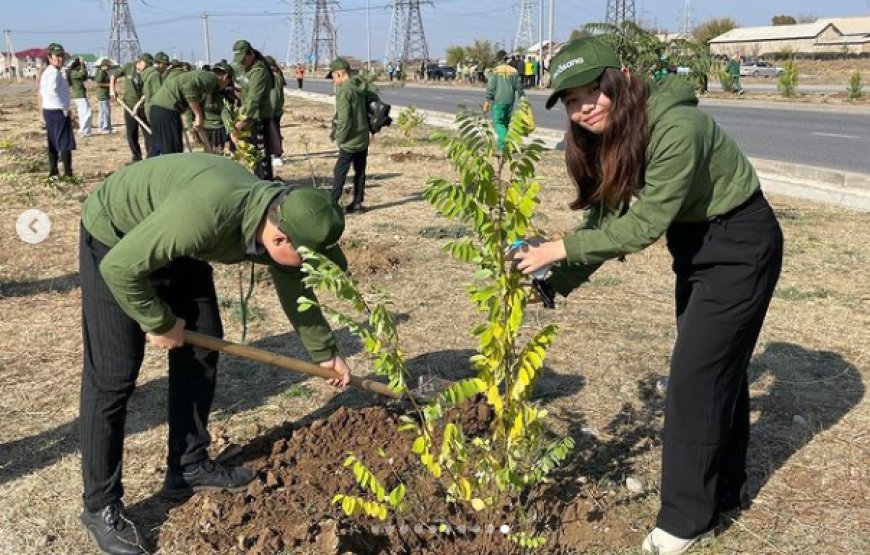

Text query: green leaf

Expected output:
[411,436,426,455]
[471,498,486,511]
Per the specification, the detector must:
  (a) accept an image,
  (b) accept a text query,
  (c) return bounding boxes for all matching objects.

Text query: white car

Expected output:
[739,61,783,78]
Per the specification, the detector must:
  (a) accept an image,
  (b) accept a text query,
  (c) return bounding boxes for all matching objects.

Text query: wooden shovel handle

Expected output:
[184,330,401,399]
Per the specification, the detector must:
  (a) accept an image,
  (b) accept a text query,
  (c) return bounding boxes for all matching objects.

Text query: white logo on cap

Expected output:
[552,57,585,80]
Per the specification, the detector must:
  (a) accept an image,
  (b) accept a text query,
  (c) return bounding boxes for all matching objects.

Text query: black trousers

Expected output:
[148,105,183,156]
[44,109,74,176]
[79,225,222,512]
[252,118,273,181]
[124,105,153,161]
[331,147,368,206]
[658,191,783,538]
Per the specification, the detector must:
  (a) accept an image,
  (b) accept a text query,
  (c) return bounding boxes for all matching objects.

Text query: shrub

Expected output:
[847,70,863,101]
[396,105,425,137]
[778,59,799,98]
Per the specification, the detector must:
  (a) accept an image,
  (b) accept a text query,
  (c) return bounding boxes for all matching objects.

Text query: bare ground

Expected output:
[0,87,867,554]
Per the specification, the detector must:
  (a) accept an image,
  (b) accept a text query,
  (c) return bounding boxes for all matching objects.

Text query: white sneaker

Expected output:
[642,527,699,554]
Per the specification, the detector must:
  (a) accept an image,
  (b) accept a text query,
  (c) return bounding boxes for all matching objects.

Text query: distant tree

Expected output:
[583,21,668,78]
[772,15,797,25]
[796,14,817,24]
[445,45,466,67]
[568,28,593,42]
[465,39,499,69]
[495,49,508,62]
[693,17,738,45]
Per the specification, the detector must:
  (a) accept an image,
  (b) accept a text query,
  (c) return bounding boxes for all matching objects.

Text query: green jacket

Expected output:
[68,65,89,99]
[93,68,111,101]
[114,62,145,105]
[548,77,761,296]
[203,90,232,131]
[334,75,377,153]
[151,70,219,113]
[485,64,524,105]
[141,65,162,113]
[80,153,340,362]
[270,69,286,118]
[238,59,273,121]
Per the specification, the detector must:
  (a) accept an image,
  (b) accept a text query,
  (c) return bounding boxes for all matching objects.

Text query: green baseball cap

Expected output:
[212,60,234,80]
[278,188,347,270]
[154,51,169,63]
[325,57,351,79]
[544,38,622,110]
[138,52,153,64]
[232,39,253,63]
[47,43,65,56]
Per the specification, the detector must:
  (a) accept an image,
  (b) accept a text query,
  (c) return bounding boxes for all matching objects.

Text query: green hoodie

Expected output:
[80,153,340,362]
[548,76,760,296]
[151,70,219,113]
[485,64,524,106]
[334,75,377,152]
[238,59,273,121]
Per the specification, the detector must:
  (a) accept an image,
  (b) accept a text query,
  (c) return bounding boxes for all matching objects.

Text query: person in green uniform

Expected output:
[77,153,352,555]
[110,52,153,162]
[67,56,92,136]
[141,51,169,121]
[484,56,525,151]
[93,57,113,133]
[726,55,744,95]
[265,55,286,168]
[232,39,274,180]
[509,39,783,555]
[327,57,380,213]
[202,61,236,153]
[149,69,230,155]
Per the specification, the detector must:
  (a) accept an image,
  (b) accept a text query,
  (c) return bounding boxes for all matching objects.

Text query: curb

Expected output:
[286,89,870,212]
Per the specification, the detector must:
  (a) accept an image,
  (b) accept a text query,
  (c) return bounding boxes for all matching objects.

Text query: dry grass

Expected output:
[0,86,867,554]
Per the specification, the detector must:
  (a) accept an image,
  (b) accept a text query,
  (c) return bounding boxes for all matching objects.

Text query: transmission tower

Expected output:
[4,30,21,82]
[384,0,407,65]
[514,0,535,53]
[309,0,338,70]
[403,0,430,63]
[605,0,636,26]
[681,0,693,35]
[287,0,308,65]
[107,0,142,65]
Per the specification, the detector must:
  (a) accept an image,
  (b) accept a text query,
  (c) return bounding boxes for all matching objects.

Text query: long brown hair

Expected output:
[564,68,649,211]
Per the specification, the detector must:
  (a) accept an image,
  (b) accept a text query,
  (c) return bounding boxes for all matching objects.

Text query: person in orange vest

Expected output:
[295,63,305,89]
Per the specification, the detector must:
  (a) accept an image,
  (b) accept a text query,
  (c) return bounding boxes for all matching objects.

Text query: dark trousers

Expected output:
[658,191,783,538]
[124,105,153,161]
[331,147,368,206]
[149,105,183,156]
[79,225,222,512]
[44,109,75,176]
[252,118,273,180]
[296,78,303,89]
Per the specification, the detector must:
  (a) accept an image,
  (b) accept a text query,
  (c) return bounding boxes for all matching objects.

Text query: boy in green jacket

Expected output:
[93,57,112,133]
[109,52,153,162]
[232,39,275,180]
[484,57,525,150]
[78,153,352,555]
[149,69,230,155]
[67,57,92,136]
[327,57,379,213]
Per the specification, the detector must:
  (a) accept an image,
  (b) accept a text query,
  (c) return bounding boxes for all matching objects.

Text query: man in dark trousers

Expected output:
[110,52,153,163]
[232,39,274,180]
[38,42,75,180]
[327,57,378,213]
[78,153,352,555]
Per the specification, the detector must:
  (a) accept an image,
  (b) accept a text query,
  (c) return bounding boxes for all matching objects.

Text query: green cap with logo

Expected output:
[325,57,351,79]
[212,60,234,80]
[47,43,65,56]
[138,52,154,64]
[232,39,253,63]
[545,38,622,110]
[277,187,347,270]
[154,51,169,63]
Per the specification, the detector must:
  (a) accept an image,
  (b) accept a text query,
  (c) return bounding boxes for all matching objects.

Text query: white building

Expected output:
[709,16,870,57]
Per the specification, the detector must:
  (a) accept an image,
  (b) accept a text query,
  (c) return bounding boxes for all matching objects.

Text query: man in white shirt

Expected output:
[38,42,75,180]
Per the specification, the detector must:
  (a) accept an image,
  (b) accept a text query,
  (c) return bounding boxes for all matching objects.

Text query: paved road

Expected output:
[300,80,870,174]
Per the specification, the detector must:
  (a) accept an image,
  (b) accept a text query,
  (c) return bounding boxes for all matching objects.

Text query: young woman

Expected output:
[511,38,783,554]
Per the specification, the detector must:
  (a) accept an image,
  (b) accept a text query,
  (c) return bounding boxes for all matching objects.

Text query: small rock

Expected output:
[625,476,644,494]
[575,475,588,484]
[315,519,340,554]
[793,414,808,426]
[265,471,282,488]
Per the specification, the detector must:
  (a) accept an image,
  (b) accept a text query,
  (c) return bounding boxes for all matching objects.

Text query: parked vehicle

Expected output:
[740,60,783,78]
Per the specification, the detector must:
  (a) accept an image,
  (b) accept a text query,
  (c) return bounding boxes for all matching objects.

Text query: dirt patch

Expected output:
[345,241,402,276]
[389,150,441,163]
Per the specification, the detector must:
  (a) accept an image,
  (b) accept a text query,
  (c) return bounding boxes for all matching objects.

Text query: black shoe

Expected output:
[80,502,147,555]
[162,458,256,500]
[345,203,365,214]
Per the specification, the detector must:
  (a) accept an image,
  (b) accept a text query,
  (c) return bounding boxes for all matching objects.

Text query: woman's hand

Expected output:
[508,239,567,274]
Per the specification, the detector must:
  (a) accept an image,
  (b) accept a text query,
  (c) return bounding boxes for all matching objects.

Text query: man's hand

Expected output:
[234,119,248,132]
[482,100,491,113]
[148,317,186,349]
[320,356,352,389]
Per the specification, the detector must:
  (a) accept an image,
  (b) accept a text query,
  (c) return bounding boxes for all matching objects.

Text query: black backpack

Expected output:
[367,99,392,134]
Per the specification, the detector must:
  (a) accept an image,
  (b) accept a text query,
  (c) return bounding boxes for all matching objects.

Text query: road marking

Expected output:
[812,132,861,140]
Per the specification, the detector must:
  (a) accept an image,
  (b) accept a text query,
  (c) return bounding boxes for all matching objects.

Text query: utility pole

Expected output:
[3,30,21,83]
[385,0,407,67]
[309,0,338,70]
[202,13,211,65]
[605,0,636,26]
[107,0,142,65]
[403,0,430,63]
[366,0,372,73]
[287,0,308,65]
[681,0,692,35]
[514,0,535,54]
[538,0,544,84]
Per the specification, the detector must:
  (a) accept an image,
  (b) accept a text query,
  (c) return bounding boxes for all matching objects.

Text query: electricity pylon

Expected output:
[107,0,142,64]
[514,0,535,53]
[309,0,338,70]
[605,0,636,26]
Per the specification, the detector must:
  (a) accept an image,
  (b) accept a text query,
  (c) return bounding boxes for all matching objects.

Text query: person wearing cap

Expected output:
[110,53,154,163]
[484,56,525,151]
[77,152,352,555]
[38,42,75,180]
[93,57,113,133]
[67,56,92,137]
[202,61,237,153]
[149,69,230,155]
[265,55,286,168]
[509,38,783,554]
[327,57,379,213]
[232,39,275,180]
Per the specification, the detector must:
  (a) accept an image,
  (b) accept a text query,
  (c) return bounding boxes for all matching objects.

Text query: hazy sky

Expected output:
[3,0,868,62]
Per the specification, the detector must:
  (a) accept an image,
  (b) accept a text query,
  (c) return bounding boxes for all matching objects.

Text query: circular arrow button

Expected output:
[16,209,51,244]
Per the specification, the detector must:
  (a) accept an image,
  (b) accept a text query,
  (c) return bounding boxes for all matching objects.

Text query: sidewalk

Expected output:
[286,88,870,212]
